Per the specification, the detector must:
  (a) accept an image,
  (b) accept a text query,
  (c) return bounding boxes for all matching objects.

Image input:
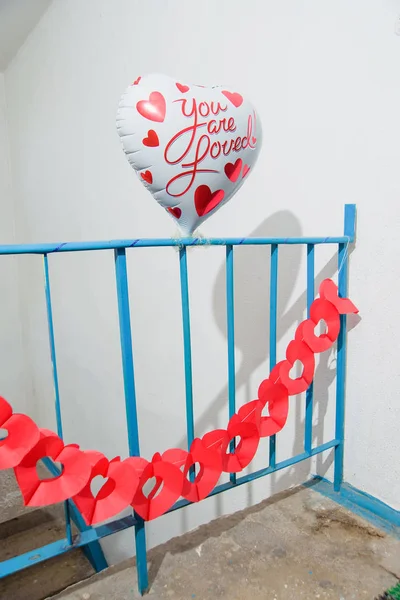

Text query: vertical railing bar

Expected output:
[334,242,348,493]
[43,253,73,547]
[226,245,236,485]
[269,244,278,469]
[304,244,315,454]
[114,248,148,594]
[334,204,354,492]
[178,247,195,481]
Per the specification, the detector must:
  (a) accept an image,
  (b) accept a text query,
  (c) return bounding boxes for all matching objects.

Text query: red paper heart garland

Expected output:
[0,280,357,524]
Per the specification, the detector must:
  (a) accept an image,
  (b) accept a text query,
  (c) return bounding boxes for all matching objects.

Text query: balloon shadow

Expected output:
[172,211,304,534]
[148,212,359,587]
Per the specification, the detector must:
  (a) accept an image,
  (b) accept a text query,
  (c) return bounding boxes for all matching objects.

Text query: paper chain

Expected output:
[0,279,358,525]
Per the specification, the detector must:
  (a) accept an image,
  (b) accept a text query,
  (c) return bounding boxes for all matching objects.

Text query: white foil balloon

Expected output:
[116,74,262,235]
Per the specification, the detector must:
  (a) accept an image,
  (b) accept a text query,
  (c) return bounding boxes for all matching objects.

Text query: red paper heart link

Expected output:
[0,396,12,423]
[223,417,260,473]
[0,413,41,470]
[257,379,289,437]
[236,400,263,431]
[14,430,92,506]
[202,428,227,453]
[0,397,41,470]
[163,439,222,503]
[162,448,189,470]
[277,340,315,395]
[130,454,184,521]
[295,298,340,353]
[319,279,359,315]
[202,410,260,474]
[267,363,281,386]
[73,451,140,525]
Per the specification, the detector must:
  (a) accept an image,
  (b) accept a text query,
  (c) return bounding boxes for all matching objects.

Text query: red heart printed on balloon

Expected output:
[73,451,140,525]
[163,438,222,503]
[0,397,40,470]
[194,185,225,217]
[242,164,250,178]
[142,130,159,147]
[136,92,166,123]
[167,206,182,219]
[222,90,243,107]
[224,159,243,183]
[14,430,92,506]
[274,339,315,396]
[117,73,262,234]
[176,83,189,93]
[141,170,153,184]
[296,298,340,353]
[129,453,184,521]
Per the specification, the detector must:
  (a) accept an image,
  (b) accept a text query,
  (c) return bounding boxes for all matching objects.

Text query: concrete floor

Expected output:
[47,485,400,600]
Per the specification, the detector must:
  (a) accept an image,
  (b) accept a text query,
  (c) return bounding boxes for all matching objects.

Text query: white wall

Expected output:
[0,73,27,415]
[3,0,400,563]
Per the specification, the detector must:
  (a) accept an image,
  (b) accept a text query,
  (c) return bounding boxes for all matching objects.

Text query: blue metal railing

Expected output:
[0,204,356,595]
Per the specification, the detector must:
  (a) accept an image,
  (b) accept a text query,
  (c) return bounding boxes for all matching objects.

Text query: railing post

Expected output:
[334,204,356,492]
[114,248,148,594]
[304,244,315,454]
[226,245,236,485]
[269,244,278,468]
[179,247,195,481]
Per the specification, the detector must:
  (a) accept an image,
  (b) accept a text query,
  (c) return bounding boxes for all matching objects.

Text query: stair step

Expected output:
[0,468,38,524]
[0,463,52,524]
[0,471,95,600]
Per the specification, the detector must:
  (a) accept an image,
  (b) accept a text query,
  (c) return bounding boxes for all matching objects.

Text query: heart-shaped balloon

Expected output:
[116,73,262,234]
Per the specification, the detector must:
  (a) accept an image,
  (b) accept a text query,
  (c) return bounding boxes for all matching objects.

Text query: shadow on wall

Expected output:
[175,210,356,537]
[212,210,308,516]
